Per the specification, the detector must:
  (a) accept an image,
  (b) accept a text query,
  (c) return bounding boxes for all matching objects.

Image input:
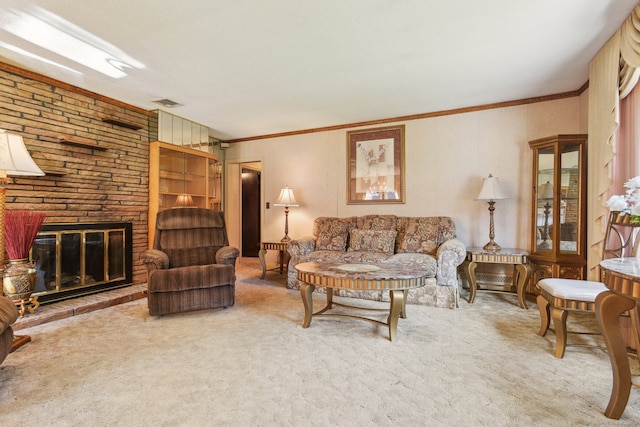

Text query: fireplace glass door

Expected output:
[32,226,128,299]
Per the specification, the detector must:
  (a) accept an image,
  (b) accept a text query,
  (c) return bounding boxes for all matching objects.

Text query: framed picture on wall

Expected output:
[347,125,405,204]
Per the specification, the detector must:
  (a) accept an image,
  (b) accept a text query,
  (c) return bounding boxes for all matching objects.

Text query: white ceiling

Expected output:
[0,0,637,141]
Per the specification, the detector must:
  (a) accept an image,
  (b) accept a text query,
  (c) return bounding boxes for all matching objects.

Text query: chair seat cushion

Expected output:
[538,278,608,302]
[148,264,234,293]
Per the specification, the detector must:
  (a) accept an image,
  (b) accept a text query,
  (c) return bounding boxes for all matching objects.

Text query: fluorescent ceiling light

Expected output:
[0,41,81,75]
[0,7,144,79]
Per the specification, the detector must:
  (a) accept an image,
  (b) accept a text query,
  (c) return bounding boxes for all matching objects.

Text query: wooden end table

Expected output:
[464,247,531,309]
[295,261,428,341]
[258,241,290,279]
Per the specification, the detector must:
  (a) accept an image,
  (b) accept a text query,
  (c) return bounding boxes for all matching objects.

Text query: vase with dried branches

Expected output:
[3,210,46,301]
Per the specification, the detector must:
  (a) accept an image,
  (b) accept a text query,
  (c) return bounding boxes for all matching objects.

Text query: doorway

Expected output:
[241,167,261,257]
[224,160,263,258]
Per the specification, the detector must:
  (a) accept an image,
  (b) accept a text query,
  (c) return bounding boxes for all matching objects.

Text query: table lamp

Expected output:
[273,186,299,242]
[538,181,554,250]
[476,174,508,251]
[0,129,45,273]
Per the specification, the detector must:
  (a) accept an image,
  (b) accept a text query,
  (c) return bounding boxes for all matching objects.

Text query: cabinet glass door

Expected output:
[184,151,206,207]
[536,147,554,253]
[559,146,580,254]
[158,149,185,209]
[208,159,222,210]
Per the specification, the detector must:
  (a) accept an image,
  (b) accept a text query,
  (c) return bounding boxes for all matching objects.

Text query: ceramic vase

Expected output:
[2,258,37,301]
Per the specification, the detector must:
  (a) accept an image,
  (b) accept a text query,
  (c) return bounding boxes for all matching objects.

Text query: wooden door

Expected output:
[241,168,261,257]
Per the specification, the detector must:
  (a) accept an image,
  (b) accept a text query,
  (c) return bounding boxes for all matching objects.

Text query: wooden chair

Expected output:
[536,211,640,358]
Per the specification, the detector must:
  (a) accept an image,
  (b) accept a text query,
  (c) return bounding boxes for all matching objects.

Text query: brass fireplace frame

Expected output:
[31,222,133,304]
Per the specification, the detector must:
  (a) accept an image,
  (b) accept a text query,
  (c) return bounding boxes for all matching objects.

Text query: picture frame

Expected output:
[347,125,405,204]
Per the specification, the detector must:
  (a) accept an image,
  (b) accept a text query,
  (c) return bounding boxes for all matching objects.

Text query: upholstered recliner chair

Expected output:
[140,208,239,316]
[1,295,19,365]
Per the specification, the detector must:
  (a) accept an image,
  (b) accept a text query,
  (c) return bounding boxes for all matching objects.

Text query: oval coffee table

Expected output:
[295,261,428,341]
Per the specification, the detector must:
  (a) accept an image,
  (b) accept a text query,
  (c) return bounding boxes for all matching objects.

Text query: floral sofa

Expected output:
[286,215,466,308]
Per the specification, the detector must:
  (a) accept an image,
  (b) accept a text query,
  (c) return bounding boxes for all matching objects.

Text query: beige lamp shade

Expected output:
[538,181,554,200]
[273,186,299,242]
[0,130,45,177]
[476,174,507,201]
[174,194,195,208]
[273,186,299,207]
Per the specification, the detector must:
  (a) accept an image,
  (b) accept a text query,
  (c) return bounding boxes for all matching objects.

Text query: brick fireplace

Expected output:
[0,63,150,289]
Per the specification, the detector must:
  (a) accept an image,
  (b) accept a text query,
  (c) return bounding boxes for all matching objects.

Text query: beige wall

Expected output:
[225,96,584,259]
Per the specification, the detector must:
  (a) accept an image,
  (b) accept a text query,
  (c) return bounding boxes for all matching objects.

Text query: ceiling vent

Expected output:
[152,98,182,108]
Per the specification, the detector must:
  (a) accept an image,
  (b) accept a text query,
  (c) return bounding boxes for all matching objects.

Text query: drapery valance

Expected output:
[620,5,640,97]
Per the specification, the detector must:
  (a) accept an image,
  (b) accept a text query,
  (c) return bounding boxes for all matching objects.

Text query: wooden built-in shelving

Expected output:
[148,141,223,247]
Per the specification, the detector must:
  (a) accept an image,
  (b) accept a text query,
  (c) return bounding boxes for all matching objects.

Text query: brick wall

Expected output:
[0,63,151,285]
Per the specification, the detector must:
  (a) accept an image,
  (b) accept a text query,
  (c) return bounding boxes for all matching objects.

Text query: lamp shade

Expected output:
[538,181,554,200]
[476,174,507,201]
[273,186,299,207]
[0,129,45,176]
[173,194,195,208]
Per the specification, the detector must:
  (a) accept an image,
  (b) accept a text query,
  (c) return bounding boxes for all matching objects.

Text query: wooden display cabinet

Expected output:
[149,141,221,246]
[527,134,587,293]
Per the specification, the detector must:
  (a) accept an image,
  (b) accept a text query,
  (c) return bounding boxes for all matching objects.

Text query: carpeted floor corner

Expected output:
[1,258,639,426]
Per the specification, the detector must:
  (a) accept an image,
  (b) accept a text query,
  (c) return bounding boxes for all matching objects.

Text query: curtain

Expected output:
[619,61,640,99]
[587,3,640,279]
[617,4,640,188]
[614,84,640,194]
[620,5,640,90]
[619,5,640,98]
[587,33,620,280]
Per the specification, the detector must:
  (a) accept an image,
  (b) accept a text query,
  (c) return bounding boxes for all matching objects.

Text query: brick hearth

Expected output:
[12,284,147,331]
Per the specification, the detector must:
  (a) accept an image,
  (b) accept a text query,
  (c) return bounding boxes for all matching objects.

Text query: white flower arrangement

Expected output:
[606,175,640,221]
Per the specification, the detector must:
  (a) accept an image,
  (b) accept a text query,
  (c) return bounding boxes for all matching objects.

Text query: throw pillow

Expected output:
[356,215,397,231]
[396,217,442,255]
[347,229,397,255]
[315,217,355,251]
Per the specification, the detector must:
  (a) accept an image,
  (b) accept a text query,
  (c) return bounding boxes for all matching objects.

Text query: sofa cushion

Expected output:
[385,253,438,277]
[348,229,397,255]
[301,250,389,264]
[314,217,356,251]
[396,217,453,255]
[356,215,397,231]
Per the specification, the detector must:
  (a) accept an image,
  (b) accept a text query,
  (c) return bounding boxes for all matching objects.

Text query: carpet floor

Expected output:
[1,258,639,426]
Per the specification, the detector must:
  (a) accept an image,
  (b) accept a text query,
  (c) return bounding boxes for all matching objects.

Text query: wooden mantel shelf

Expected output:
[40,167,66,176]
[58,137,107,151]
[102,118,143,130]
